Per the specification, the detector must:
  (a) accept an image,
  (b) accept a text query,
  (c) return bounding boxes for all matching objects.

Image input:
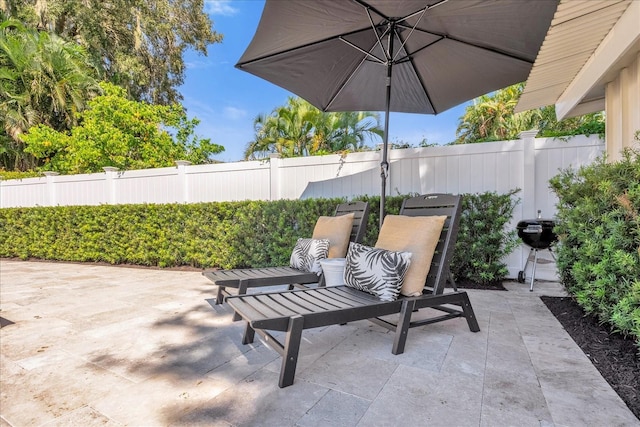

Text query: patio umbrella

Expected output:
[236,0,558,225]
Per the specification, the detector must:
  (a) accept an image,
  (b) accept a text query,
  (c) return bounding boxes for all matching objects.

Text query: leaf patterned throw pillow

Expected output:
[344,242,412,301]
[289,238,330,275]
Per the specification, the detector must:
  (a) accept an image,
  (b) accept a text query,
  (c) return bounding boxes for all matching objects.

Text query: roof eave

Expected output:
[515,0,638,118]
[556,0,640,119]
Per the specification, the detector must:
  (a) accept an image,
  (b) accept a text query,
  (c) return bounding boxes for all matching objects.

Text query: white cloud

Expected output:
[224,106,248,120]
[205,0,239,16]
[184,58,215,70]
[182,97,216,119]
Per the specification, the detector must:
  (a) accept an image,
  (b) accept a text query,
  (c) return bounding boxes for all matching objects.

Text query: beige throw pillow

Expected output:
[375,215,446,296]
[312,212,355,258]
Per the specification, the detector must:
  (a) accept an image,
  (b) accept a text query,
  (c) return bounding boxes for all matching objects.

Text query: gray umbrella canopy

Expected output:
[236,0,558,223]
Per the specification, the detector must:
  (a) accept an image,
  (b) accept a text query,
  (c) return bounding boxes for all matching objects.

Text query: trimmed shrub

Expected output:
[0,199,344,268]
[451,190,521,286]
[0,192,518,286]
[550,149,640,349]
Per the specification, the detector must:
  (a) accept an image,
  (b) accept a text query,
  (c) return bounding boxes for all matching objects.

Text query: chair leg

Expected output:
[279,315,304,388]
[215,286,225,304]
[393,299,416,355]
[460,292,480,332]
[448,269,458,292]
[232,280,250,321]
[242,322,256,345]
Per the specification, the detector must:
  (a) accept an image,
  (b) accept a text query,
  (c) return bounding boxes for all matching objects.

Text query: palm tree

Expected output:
[454,83,604,145]
[0,17,100,170]
[244,113,273,160]
[1,19,36,169]
[245,98,318,159]
[455,84,531,144]
[245,97,383,160]
[273,98,317,157]
[327,111,383,152]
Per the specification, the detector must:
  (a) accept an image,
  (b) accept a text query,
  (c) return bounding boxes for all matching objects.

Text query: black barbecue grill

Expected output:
[517,213,557,291]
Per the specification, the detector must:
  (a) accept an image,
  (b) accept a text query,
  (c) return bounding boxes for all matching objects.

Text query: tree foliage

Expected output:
[0,16,100,170]
[1,0,222,105]
[454,83,605,144]
[535,106,606,139]
[245,97,383,159]
[22,82,223,173]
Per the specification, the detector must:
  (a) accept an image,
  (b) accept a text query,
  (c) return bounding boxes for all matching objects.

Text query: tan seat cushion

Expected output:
[312,213,355,258]
[375,215,447,296]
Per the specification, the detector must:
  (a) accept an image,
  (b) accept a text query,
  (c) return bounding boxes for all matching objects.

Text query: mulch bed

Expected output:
[456,279,507,291]
[541,296,639,420]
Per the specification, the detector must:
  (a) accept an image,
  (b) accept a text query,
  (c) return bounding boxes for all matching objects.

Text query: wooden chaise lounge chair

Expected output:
[203,201,370,306]
[225,193,480,387]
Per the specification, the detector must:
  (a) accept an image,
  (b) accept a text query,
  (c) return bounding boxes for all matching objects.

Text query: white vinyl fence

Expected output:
[1,133,605,280]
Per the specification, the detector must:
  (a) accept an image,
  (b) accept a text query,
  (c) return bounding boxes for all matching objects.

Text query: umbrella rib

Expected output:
[338,36,385,65]
[324,53,370,112]
[405,54,437,114]
[351,0,387,23]
[391,7,428,63]
[394,36,443,62]
[442,34,535,64]
[395,23,535,64]
[236,27,376,68]
[366,6,388,61]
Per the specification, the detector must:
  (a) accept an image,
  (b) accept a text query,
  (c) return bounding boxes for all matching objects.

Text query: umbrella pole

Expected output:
[380,74,390,229]
[380,28,394,229]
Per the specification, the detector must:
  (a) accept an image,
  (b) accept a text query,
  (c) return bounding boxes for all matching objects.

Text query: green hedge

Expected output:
[550,149,640,349]
[0,192,519,286]
[0,199,342,268]
[451,190,520,285]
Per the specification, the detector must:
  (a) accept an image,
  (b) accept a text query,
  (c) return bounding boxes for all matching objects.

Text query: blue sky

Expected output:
[179,0,470,163]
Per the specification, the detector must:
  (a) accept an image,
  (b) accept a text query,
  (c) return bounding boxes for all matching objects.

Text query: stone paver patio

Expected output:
[1,260,638,426]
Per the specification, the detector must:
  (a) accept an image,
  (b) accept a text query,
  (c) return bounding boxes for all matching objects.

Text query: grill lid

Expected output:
[517,218,557,249]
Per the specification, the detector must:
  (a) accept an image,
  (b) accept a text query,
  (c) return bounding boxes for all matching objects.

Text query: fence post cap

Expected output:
[518,129,539,139]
